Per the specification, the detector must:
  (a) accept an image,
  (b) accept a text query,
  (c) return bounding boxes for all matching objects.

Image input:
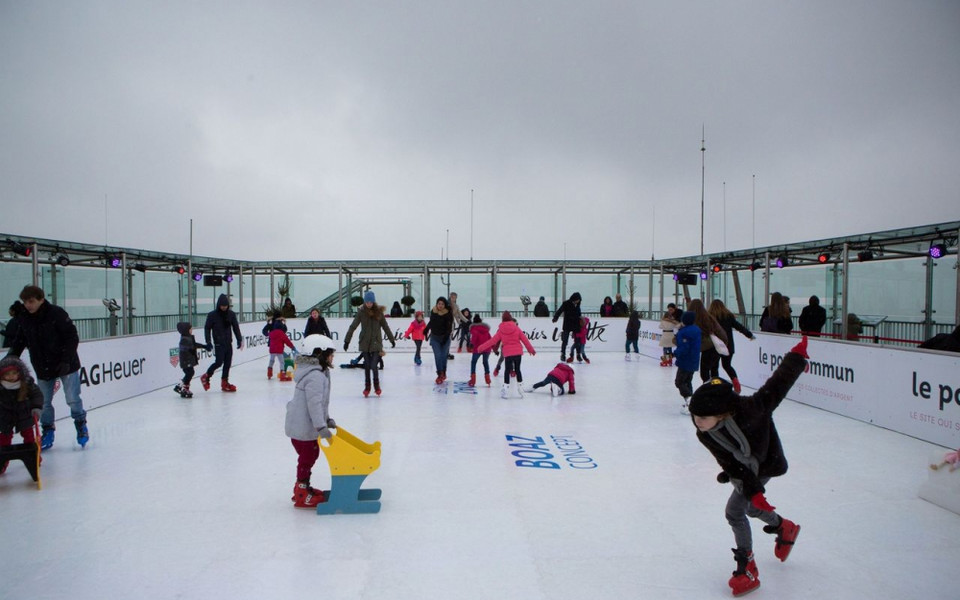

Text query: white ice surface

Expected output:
[2,351,957,600]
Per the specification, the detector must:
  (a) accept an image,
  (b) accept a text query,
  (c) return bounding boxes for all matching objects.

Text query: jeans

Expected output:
[36,370,87,429]
[470,352,490,374]
[726,477,780,551]
[414,340,422,361]
[268,353,284,368]
[362,351,380,387]
[625,339,639,353]
[560,330,572,358]
[429,336,451,373]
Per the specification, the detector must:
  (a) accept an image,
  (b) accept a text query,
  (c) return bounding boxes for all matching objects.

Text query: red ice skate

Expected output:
[765,518,801,562]
[728,548,760,597]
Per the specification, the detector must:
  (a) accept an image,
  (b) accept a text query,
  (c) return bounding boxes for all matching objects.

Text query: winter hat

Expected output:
[415,310,424,319]
[689,378,737,416]
[681,311,696,326]
[0,356,26,379]
[502,310,513,322]
[363,290,376,304]
[176,321,192,335]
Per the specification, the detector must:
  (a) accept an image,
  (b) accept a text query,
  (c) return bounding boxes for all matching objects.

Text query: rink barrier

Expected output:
[18,317,959,448]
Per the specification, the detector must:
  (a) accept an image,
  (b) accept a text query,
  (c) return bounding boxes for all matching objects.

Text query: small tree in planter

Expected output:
[350,295,364,310]
[400,295,416,317]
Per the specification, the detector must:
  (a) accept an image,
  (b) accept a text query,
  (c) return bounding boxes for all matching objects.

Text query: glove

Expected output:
[391,340,396,348]
[236,341,242,350]
[205,344,213,352]
[326,418,337,429]
[789,336,809,359]
[343,342,349,352]
[750,492,776,512]
[716,472,730,484]
[31,408,42,421]
[318,427,332,440]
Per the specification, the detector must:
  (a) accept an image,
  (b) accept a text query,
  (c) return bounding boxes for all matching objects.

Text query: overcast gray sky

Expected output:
[2,1,958,262]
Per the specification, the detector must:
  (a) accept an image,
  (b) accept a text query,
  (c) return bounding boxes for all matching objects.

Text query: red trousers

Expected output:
[291,438,320,482]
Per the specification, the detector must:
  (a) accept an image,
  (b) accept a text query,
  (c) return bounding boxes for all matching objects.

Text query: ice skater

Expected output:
[468,314,492,386]
[267,326,297,380]
[0,356,43,456]
[343,291,396,397]
[529,362,576,396]
[284,334,338,509]
[404,311,427,365]
[551,292,582,362]
[674,311,700,415]
[688,336,808,597]
[476,311,536,398]
[572,315,590,363]
[174,322,208,398]
[422,297,454,384]
[625,310,641,360]
[200,294,243,393]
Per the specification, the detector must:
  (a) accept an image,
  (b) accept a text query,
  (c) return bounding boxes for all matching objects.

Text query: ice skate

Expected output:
[75,419,89,448]
[363,384,371,397]
[40,427,55,451]
[500,384,509,399]
[179,384,193,398]
[493,367,500,377]
[173,383,183,395]
[680,398,690,415]
[625,354,631,361]
[484,373,491,386]
[517,383,524,398]
[221,379,237,392]
[660,355,669,367]
[583,357,590,364]
[267,367,273,379]
[374,384,382,397]
[200,373,211,391]
[435,372,443,384]
[468,373,476,387]
[765,518,801,561]
[292,481,324,508]
[732,377,742,394]
[440,371,447,383]
[565,355,574,363]
[728,548,760,597]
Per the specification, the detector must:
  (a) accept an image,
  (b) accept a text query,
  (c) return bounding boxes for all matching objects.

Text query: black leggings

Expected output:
[503,355,523,384]
[699,348,720,383]
[720,352,738,379]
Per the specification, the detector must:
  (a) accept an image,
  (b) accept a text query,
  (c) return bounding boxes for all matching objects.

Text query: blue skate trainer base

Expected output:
[316,427,381,515]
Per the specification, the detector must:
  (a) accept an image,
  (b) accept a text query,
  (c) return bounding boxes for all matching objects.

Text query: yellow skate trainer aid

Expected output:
[315,426,382,514]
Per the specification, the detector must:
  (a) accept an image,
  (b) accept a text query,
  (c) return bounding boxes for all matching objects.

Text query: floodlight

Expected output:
[712,264,722,273]
[776,255,788,268]
[817,252,830,264]
[192,271,203,282]
[133,264,148,273]
[56,255,70,267]
[857,250,874,262]
[11,242,32,257]
[224,272,234,283]
[748,262,762,272]
[173,265,186,275]
[699,271,708,280]
[929,243,947,259]
[108,256,122,268]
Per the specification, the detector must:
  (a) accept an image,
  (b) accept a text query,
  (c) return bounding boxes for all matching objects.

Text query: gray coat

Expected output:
[284,357,332,441]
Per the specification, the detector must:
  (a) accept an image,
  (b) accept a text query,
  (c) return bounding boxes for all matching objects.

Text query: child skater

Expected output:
[530,362,576,396]
[0,356,43,461]
[573,315,590,363]
[659,304,681,366]
[688,336,808,597]
[477,311,536,399]
[468,314,493,386]
[674,311,700,415]
[174,322,208,398]
[267,325,297,380]
[284,334,338,509]
[404,311,427,366]
[625,310,641,360]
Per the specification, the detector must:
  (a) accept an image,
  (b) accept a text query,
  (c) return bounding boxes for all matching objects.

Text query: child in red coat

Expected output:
[404,311,427,366]
[571,316,591,363]
[530,362,576,396]
[267,327,296,379]
[468,314,493,386]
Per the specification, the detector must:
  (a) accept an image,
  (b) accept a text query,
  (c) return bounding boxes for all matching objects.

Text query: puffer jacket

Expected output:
[546,362,576,392]
[404,318,427,341]
[177,321,201,369]
[470,322,492,352]
[284,357,332,441]
[204,294,242,347]
[552,292,583,333]
[7,300,81,380]
[344,303,395,353]
[477,321,536,358]
[268,328,295,354]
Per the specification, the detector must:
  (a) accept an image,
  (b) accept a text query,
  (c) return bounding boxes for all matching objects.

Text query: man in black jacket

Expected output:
[7,285,89,450]
[200,294,243,392]
[797,295,827,336]
[552,292,582,362]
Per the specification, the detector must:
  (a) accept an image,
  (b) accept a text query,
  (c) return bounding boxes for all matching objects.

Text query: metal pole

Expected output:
[251,266,257,321]
[238,267,244,323]
[121,252,130,335]
[470,189,474,261]
[763,251,770,308]
[700,127,705,256]
[491,262,498,315]
[31,243,39,286]
[841,242,850,340]
[955,226,960,327]
[924,255,935,340]
[188,219,194,322]
[338,265,343,317]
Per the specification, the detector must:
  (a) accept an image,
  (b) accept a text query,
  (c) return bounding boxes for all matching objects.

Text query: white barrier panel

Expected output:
[736,334,960,448]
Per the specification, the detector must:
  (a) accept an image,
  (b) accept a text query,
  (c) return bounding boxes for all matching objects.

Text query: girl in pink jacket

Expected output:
[468,314,493,387]
[404,311,427,365]
[477,311,536,398]
[530,362,576,396]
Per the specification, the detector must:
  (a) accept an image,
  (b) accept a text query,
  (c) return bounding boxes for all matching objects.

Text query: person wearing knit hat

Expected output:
[673,310,701,415]
[477,312,536,398]
[0,356,44,453]
[689,336,809,597]
[343,289,395,396]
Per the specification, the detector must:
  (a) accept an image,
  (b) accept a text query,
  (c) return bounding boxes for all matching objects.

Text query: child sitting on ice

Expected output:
[530,362,576,396]
[0,357,43,457]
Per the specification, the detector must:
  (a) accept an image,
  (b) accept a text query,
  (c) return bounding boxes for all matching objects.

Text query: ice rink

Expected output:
[2,349,957,600]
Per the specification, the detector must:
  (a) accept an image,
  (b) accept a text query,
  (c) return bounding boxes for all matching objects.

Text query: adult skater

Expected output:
[552,292,582,362]
[708,299,755,393]
[343,291,395,397]
[6,285,89,449]
[688,336,808,597]
[200,294,243,392]
[422,296,454,384]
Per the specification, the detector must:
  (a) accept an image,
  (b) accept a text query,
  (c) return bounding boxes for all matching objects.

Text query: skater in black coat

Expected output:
[551,292,582,361]
[201,294,243,392]
[689,336,809,597]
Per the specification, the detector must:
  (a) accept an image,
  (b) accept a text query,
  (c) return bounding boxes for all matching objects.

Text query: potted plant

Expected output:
[400,295,416,316]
